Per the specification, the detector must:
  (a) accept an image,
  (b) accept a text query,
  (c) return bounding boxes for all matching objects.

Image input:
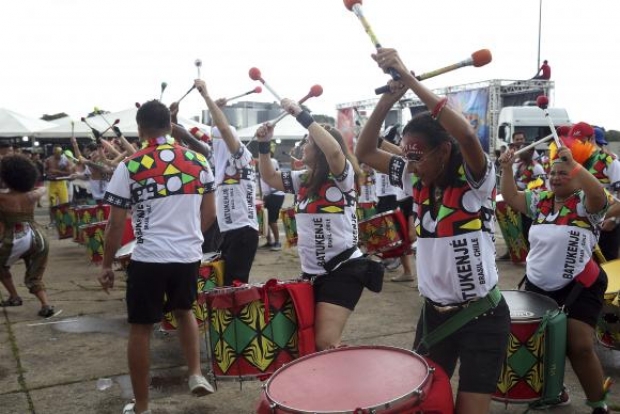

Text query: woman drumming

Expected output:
[0,155,53,317]
[256,98,378,351]
[500,146,610,413]
[355,47,510,414]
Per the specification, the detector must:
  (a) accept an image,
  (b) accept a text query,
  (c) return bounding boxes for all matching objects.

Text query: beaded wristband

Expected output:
[431,97,448,120]
[296,111,315,129]
[258,141,271,154]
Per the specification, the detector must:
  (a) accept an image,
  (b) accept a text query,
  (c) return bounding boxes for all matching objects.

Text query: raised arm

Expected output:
[375,48,486,180]
[196,79,240,155]
[499,149,528,214]
[559,147,607,213]
[256,122,285,192]
[355,81,407,174]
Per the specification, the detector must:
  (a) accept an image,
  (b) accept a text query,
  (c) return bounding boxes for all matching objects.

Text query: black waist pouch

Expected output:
[330,257,384,293]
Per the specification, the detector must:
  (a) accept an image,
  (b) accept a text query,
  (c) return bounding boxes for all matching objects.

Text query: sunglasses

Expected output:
[405,147,440,164]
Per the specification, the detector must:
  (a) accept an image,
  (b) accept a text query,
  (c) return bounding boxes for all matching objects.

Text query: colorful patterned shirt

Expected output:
[105,141,215,263]
[584,150,620,191]
[389,155,498,304]
[524,189,606,291]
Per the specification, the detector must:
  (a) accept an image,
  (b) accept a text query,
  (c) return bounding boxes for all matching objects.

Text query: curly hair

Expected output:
[1,154,39,192]
[136,100,171,138]
[303,124,361,197]
[402,112,462,187]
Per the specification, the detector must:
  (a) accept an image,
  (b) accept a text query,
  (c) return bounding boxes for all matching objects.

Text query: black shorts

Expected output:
[309,265,366,311]
[125,260,200,324]
[398,196,413,222]
[219,225,259,285]
[263,193,285,224]
[524,268,607,328]
[376,195,398,214]
[413,296,510,394]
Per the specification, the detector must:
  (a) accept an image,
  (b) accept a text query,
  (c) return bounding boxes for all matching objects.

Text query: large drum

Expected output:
[73,204,111,244]
[596,259,620,349]
[51,202,74,239]
[256,346,454,414]
[356,201,377,222]
[160,252,226,332]
[206,279,315,381]
[494,290,567,404]
[358,209,410,259]
[280,207,297,248]
[114,239,136,271]
[80,221,107,264]
[495,195,528,263]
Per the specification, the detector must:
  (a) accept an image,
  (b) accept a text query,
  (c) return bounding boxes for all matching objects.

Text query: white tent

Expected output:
[32,108,209,139]
[0,108,57,138]
[236,114,308,142]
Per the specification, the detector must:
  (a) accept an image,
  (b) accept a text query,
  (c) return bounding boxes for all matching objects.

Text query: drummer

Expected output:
[355,47,510,414]
[44,146,74,207]
[499,146,610,413]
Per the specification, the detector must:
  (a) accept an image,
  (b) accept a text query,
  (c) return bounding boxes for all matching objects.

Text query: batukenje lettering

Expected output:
[223,188,233,224]
[135,203,145,244]
[562,230,581,279]
[451,237,477,300]
[314,217,326,267]
[246,183,254,219]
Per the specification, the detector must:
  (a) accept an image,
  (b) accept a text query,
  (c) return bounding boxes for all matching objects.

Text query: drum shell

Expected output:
[358,209,410,258]
[494,290,567,404]
[256,346,453,414]
[280,207,297,247]
[51,203,74,239]
[596,259,620,349]
[73,204,111,243]
[206,280,315,381]
[80,221,107,264]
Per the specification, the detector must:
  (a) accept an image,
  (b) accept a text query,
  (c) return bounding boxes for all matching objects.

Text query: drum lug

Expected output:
[269,402,277,413]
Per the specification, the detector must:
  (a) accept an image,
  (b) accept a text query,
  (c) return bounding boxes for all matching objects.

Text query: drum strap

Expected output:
[417,286,502,354]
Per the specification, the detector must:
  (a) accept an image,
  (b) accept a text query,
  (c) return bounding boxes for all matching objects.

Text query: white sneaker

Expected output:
[122,400,151,414]
[189,374,215,396]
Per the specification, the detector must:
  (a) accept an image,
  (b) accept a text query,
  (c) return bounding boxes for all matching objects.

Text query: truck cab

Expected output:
[497,105,571,144]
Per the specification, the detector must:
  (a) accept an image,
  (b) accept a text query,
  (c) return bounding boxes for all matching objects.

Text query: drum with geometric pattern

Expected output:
[494,290,567,404]
[73,204,110,244]
[205,280,315,381]
[160,253,225,333]
[358,209,410,259]
[280,207,297,248]
[80,221,107,264]
[51,203,74,239]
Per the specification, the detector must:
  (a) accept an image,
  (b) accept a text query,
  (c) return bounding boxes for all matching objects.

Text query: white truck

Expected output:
[497,105,571,147]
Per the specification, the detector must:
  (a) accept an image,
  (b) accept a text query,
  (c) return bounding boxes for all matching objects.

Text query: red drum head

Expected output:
[264,346,431,413]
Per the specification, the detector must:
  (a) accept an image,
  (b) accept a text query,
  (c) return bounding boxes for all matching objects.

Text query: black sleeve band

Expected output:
[296,111,315,129]
[258,141,271,154]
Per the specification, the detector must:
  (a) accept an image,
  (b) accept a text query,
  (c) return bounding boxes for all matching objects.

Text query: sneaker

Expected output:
[270,242,282,251]
[0,296,23,307]
[592,407,610,414]
[390,273,415,282]
[383,258,401,272]
[260,242,274,249]
[37,305,55,318]
[529,386,571,410]
[188,374,214,396]
[121,400,151,414]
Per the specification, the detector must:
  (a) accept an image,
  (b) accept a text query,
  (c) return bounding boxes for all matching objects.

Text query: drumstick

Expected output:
[536,96,562,149]
[269,85,323,126]
[176,85,196,104]
[249,67,283,101]
[513,133,553,156]
[226,86,262,102]
[94,107,113,128]
[374,49,492,95]
[160,82,168,101]
[343,0,400,83]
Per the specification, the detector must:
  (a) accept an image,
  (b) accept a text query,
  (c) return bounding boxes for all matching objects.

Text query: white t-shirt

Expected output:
[211,138,258,233]
[104,142,215,263]
[389,155,498,304]
[281,161,362,275]
[261,158,284,197]
[358,168,376,204]
[375,171,397,198]
[524,189,606,291]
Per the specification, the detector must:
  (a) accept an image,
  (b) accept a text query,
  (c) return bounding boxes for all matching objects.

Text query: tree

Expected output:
[606,130,620,142]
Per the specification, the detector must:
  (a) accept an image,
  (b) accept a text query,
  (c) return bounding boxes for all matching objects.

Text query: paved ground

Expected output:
[1,203,620,413]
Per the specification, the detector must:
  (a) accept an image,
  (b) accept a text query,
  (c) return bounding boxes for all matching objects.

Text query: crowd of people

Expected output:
[1,54,619,413]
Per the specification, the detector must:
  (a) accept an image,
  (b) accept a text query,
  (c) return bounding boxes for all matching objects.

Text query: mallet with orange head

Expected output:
[269,84,323,125]
[249,67,283,101]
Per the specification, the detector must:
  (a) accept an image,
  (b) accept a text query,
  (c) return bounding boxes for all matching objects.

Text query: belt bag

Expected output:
[323,247,384,293]
[417,286,502,354]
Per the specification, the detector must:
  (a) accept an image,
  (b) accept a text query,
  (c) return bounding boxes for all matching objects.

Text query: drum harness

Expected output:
[416,286,502,354]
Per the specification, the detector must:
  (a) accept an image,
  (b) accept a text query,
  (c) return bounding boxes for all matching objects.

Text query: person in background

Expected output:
[499,145,611,414]
[260,145,285,251]
[0,155,53,317]
[195,79,259,286]
[44,146,74,207]
[98,99,216,414]
[533,59,551,80]
[355,47,510,414]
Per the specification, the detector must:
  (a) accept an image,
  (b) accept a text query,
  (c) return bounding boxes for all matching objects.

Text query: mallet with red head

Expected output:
[270,84,324,125]
[536,95,562,149]
[160,82,168,101]
[343,0,400,83]
[226,86,263,102]
[374,49,493,95]
[249,67,283,101]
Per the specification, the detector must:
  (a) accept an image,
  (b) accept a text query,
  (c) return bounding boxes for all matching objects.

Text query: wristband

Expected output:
[258,141,271,154]
[296,111,315,129]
